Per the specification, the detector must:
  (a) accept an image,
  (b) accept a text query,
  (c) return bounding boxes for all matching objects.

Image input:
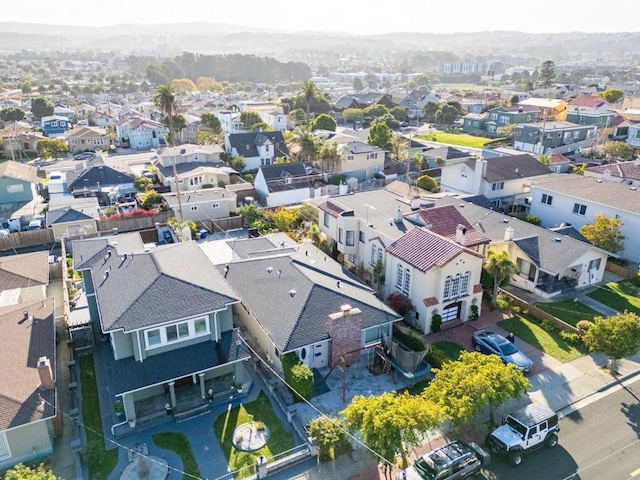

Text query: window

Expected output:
[190,205,199,211]
[145,316,209,349]
[6,184,24,194]
[460,271,470,295]
[0,432,10,460]
[451,274,461,298]
[194,318,207,334]
[492,182,505,191]
[359,231,365,243]
[166,322,190,342]
[212,203,220,209]
[588,258,601,271]
[573,203,587,215]
[378,247,383,264]
[541,194,553,205]
[146,329,161,347]
[396,265,403,289]
[338,228,344,244]
[403,269,411,294]
[443,276,452,301]
[323,211,330,227]
[346,230,355,246]
[371,245,377,265]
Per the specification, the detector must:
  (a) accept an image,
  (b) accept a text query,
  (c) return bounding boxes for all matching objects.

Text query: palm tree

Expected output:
[297,81,320,123]
[290,124,319,164]
[318,139,339,172]
[484,250,517,309]
[154,84,177,146]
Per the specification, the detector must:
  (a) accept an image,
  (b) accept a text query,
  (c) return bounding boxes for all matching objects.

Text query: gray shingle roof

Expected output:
[73,233,145,270]
[80,241,239,332]
[434,196,606,273]
[0,299,56,430]
[259,162,311,193]
[66,157,135,191]
[228,131,289,158]
[108,329,249,395]
[46,207,95,225]
[480,154,552,182]
[218,251,401,352]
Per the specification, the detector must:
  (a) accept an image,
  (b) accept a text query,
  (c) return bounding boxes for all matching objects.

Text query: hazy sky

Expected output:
[4,0,640,35]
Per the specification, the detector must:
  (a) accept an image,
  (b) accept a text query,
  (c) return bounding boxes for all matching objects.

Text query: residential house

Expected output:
[66,126,110,153]
[72,236,248,425]
[0,161,40,204]
[584,160,640,187]
[65,156,136,202]
[333,93,395,113]
[432,196,610,298]
[226,131,289,171]
[179,114,202,145]
[518,98,567,121]
[396,90,440,120]
[440,154,553,211]
[92,110,117,128]
[53,104,75,122]
[163,188,237,223]
[1,132,44,159]
[0,250,49,304]
[528,175,640,263]
[462,113,488,135]
[115,117,166,150]
[484,105,540,135]
[334,141,386,182]
[254,163,312,207]
[46,205,99,239]
[566,94,615,130]
[201,233,402,371]
[41,115,72,138]
[627,123,640,150]
[241,102,288,131]
[153,144,232,192]
[547,153,571,174]
[513,121,597,155]
[217,110,245,136]
[530,84,572,100]
[460,98,486,114]
[0,298,61,470]
[75,103,97,121]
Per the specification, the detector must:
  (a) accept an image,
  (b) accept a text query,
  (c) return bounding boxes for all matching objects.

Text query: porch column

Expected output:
[199,373,206,399]
[169,382,176,408]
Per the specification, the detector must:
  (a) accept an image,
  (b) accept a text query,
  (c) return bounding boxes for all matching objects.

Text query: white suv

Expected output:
[485,403,559,466]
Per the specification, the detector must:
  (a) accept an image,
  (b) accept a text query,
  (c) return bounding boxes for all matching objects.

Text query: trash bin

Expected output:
[199,229,207,239]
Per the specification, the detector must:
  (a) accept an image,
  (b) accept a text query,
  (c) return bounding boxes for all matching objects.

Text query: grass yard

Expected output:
[80,355,119,480]
[415,130,502,148]
[432,341,464,361]
[587,281,640,315]
[213,391,295,478]
[498,315,585,363]
[534,299,601,326]
[153,432,201,479]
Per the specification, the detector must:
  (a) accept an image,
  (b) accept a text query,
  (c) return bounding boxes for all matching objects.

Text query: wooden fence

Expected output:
[0,228,55,251]
[203,216,244,234]
[97,210,174,234]
[605,261,637,279]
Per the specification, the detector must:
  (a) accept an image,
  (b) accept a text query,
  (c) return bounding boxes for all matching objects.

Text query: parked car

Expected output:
[396,440,489,479]
[485,402,559,466]
[471,330,533,373]
[74,152,97,160]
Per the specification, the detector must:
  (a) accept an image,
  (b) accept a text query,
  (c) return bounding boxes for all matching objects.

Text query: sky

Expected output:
[3,0,640,36]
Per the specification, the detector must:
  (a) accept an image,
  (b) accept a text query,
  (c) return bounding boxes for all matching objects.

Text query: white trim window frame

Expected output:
[144,316,210,350]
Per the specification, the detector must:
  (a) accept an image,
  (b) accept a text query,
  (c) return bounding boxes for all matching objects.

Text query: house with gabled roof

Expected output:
[153,144,231,192]
[202,233,402,371]
[72,235,248,429]
[566,94,615,129]
[0,298,61,470]
[0,161,40,205]
[65,156,135,198]
[115,117,166,150]
[584,159,640,187]
[65,125,110,154]
[226,131,289,171]
[254,162,312,207]
[0,251,49,304]
[433,196,611,298]
[46,206,99,239]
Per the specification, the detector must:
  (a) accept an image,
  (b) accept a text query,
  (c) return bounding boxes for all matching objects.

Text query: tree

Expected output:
[484,250,517,308]
[597,89,624,104]
[310,113,336,132]
[230,155,246,172]
[308,416,351,462]
[237,202,262,226]
[265,207,299,232]
[390,106,409,123]
[37,138,68,158]
[538,153,550,166]
[200,113,222,135]
[139,190,163,210]
[5,463,62,480]
[133,175,153,191]
[539,60,556,87]
[509,94,520,106]
[363,105,390,120]
[364,72,378,89]
[423,101,439,121]
[171,78,197,93]
[582,312,640,373]
[297,81,321,122]
[602,140,633,162]
[281,352,314,401]
[423,351,530,426]
[240,111,267,131]
[367,121,393,151]
[580,213,625,255]
[154,84,178,146]
[435,103,459,127]
[196,76,222,92]
[342,391,443,479]
[162,114,187,143]
[353,77,364,92]
[318,140,339,171]
[343,108,364,124]
[196,130,218,145]
[31,97,54,120]
[291,124,319,163]
[0,107,26,122]
[390,133,409,163]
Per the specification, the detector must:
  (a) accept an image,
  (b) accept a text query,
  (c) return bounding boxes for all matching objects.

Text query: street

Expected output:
[479,376,640,480]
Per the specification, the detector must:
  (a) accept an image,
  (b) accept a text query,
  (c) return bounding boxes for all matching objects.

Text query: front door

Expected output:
[310,342,329,368]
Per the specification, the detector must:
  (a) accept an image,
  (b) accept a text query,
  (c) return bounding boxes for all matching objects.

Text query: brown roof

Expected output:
[586,160,640,181]
[0,299,56,430]
[568,94,607,108]
[423,297,439,307]
[0,160,39,184]
[412,205,491,247]
[386,227,482,273]
[473,283,484,294]
[0,251,49,290]
[549,153,570,164]
[66,125,108,139]
[318,200,346,218]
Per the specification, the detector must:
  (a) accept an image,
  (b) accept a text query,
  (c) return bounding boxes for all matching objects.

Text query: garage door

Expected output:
[441,302,460,322]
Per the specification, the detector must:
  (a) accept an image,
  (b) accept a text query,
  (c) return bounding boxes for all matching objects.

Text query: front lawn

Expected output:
[213,391,295,478]
[80,355,119,479]
[153,432,201,479]
[498,315,585,363]
[587,281,640,315]
[534,299,601,326]
[415,131,503,148]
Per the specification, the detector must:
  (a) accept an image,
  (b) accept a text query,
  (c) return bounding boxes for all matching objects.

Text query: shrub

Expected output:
[281,352,314,401]
[386,292,414,317]
[393,324,427,351]
[415,175,439,192]
[576,320,594,334]
[495,293,511,311]
[431,313,442,333]
[560,330,583,346]
[308,416,351,462]
[425,347,449,369]
[254,421,265,431]
[470,305,479,321]
[540,319,558,332]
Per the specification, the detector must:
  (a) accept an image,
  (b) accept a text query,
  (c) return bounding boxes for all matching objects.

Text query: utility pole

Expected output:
[172,157,184,221]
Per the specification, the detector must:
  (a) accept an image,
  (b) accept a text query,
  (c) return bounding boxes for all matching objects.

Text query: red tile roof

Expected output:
[413,205,491,247]
[318,200,346,218]
[423,297,439,307]
[568,94,607,108]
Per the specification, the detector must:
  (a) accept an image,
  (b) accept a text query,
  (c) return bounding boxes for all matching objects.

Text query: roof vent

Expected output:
[267,266,273,274]
[103,251,112,263]
[554,237,562,242]
[289,290,296,297]
[502,218,509,223]
[631,187,638,191]
[340,304,352,313]
[337,280,341,288]
[596,179,603,183]
[103,268,111,279]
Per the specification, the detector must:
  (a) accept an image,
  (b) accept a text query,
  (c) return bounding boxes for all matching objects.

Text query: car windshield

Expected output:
[506,416,528,436]
[413,457,437,480]
[499,342,518,356]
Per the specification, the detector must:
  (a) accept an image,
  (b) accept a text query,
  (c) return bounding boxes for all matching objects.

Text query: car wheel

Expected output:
[475,344,482,352]
[509,451,523,466]
[545,433,558,448]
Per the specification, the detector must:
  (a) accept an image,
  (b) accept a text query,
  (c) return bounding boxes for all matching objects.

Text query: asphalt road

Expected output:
[478,377,640,480]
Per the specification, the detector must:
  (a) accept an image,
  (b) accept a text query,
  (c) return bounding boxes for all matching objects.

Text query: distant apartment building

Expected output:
[440,60,504,75]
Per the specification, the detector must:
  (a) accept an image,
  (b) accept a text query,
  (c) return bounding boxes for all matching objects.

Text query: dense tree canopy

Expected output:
[582,312,640,362]
[580,213,625,255]
[31,97,54,120]
[0,107,26,122]
[367,121,393,151]
[310,113,337,132]
[597,89,624,103]
[37,137,68,158]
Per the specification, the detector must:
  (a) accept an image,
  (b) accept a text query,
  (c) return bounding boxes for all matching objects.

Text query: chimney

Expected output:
[504,227,514,241]
[456,224,467,245]
[37,356,55,389]
[410,195,421,210]
[394,208,403,223]
[603,169,611,180]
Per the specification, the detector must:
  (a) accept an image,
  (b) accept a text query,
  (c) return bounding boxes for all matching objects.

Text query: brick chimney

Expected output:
[328,305,363,368]
[37,356,55,389]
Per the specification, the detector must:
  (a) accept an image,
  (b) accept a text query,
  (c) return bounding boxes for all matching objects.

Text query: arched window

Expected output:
[443,276,452,300]
[461,271,471,295]
[451,274,461,298]
[403,268,411,294]
[396,265,404,289]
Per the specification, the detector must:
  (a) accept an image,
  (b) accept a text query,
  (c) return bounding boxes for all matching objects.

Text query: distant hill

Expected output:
[1,22,639,65]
